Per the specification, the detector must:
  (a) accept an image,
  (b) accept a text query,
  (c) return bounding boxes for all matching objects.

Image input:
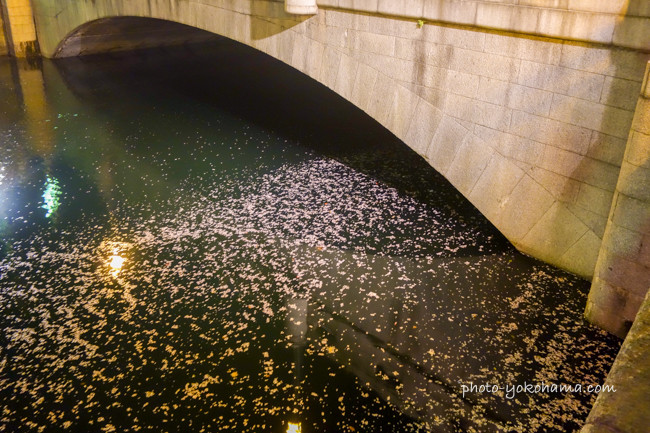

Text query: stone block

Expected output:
[597,249,650,296]
[290,34,309,72]
[468,153,525,222]
[559,229,602,278]
[377,0,423,18]
[472,99,512,132]
[446,133,494,195]
[587,131,627,166]
[522,201,589,260]
[319,46,343,89]
[415,64,448,89]
[536,8,565,39]
[549,93,634,139]
[396,40,453,69]
[584,293,629,338]
[601,222,643,259]
[436,26,485,51]
[509,110,549,141]
[517,60,571,94]
[403,83,448,110]
[366,71,397,124]
[334,53,359,100]
[560,44,648,81]
[351,30,395,56]
[640,232,650,264]
[550,119,593,155]
[325,9,351,28]
[571,157,621,191]
[613,16,650,52]
[404,97,443,156]
[369,14,423,40]
[506,134,545,165]
[587,278,628,319]
[305,16,328,42]
[385,85,419,140]
[497,174,555,241]
[350,62,378,112]
[506,84,553,117]
[336,0,378,13]
[450,48,520,83]
[566,70,606,102]
[444,93,473,123]
[539,145,583,178]
[576,183,615,218]
[484,33,561,65]
[325,25,349,48]
[427,115,468,174]
[394,37,419,61]
[562,12,615,44]
[566,202,608,238]
[305,39,326,79]
[422,0,478,26]
[476,76,509,106]
[445,70,479,99]
[631,98,650,135]
[568,0,627,14]
[616,163,650,203]
[600,76,642,111]
[628,0,650,17]
[612,193,650,235]
[528,167,581,204]
[475,3,513,30]
[511,6,541,34]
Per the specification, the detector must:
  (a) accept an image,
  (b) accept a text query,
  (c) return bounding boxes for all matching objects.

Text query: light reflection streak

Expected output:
[41,175,61,218]
[286,421,301,433]
[98,240,132,279]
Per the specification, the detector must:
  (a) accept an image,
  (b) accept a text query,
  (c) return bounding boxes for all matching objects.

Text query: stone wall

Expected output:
[581,287,650,433]
[586,62,650,338]
[317,0,650,50]
[30,0,649,317]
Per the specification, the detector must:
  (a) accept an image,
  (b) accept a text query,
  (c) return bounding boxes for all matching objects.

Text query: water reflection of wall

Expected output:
[286,244,523,431]
[0,10,7,55]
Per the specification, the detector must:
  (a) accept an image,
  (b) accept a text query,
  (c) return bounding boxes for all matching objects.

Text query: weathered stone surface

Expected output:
[521,201,589,262]
[404,98,443,156]
[426,115,468,174]
[446,134,494,195]
[582,288,650,432]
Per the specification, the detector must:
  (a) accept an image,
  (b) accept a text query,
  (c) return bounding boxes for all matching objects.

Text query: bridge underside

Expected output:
[53,17,218,57]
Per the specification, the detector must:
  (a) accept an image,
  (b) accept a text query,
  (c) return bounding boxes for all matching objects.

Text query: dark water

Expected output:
[0,40,620,433]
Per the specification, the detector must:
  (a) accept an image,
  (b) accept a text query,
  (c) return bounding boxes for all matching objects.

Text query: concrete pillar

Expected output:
[1,0,38,57]
[285,0,317,15]
[581,288,650,433]
[585,61,650,338]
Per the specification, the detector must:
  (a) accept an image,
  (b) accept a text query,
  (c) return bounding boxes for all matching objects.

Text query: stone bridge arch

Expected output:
[32,0,650,335]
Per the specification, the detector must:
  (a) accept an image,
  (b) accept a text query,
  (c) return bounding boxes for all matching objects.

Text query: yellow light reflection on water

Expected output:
[108,254,126,277]
[286,422,301,433]
[109,255,125,270]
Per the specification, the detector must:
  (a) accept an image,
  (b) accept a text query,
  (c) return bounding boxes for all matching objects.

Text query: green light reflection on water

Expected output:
[42,175,61,218]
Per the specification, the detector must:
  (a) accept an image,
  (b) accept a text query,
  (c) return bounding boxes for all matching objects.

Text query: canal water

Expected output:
[0,40,620,433]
